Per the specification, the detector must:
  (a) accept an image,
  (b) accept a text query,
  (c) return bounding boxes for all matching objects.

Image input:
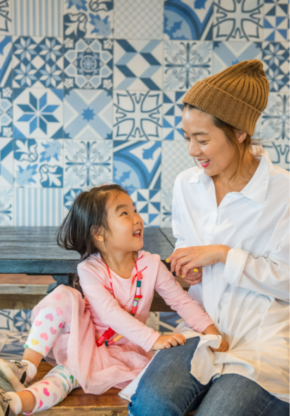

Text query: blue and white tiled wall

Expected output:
[0,0,289,227]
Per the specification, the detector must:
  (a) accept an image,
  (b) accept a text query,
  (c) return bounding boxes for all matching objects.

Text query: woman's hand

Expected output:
[152,334,187,350]
[202,324,229,352]
[166,245,230,278]
[182,268,202,286]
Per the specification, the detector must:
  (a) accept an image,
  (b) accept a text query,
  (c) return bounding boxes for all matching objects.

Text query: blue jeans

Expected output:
[128,338,289,416]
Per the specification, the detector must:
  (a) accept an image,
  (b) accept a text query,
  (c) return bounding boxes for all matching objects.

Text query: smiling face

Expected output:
[103,191,144,253]
[182,107,240,178]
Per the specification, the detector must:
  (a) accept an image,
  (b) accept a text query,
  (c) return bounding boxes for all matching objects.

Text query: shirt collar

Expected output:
[187,146,271,205]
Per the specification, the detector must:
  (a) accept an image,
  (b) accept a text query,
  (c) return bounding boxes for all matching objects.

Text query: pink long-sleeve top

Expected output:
[78,250,213,352]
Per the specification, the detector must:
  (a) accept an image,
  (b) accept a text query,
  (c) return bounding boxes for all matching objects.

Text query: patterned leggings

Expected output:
[23,306,80,414]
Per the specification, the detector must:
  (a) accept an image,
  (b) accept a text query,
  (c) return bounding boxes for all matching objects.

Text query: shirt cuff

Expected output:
[224,248,249,287]
[144,331,161,352]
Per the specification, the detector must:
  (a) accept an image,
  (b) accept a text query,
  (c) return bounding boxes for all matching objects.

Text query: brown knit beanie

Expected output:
[182,59,269,136]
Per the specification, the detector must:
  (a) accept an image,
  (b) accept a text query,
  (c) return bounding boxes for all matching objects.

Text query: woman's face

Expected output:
[182,107,239,178]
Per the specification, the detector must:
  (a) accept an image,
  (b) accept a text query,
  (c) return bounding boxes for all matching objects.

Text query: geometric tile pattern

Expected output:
[164,41,212,90]
[63,0,113,38]
[213,0,264,41]
[64,89,113,139]
[114,40,163,90]
[13,37,63,88]
[164,0,213,40]
[115,0,164,40]
[12,0,63,36]
[64,37,113,90]
[0,2,288,227]
[114,91,162,140]
[163,91,186,140]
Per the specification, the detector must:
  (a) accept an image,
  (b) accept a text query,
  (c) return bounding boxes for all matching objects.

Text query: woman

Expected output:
[128,60,289,415]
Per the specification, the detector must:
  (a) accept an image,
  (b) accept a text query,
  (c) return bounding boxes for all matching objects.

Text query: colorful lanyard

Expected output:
[96,255,147,347]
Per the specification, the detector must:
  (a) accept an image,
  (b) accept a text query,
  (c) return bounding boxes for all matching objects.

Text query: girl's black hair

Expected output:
[57,184,128,262]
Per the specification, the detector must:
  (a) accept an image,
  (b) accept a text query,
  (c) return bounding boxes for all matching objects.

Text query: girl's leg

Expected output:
[7,365,80,415]
[195,374,289,416]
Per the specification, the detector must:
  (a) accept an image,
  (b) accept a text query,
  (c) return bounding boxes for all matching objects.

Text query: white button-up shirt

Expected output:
[172,146,289,402]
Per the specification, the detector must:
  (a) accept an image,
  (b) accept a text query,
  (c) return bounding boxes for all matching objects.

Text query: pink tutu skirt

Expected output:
[31,285,153,394]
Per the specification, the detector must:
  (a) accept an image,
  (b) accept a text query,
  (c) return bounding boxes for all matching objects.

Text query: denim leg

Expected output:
[128,337,211,416]
[195,374,289,416]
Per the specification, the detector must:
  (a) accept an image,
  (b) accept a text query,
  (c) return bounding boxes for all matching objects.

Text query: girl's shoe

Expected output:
[0,388,16,416]
[0,360,26,392]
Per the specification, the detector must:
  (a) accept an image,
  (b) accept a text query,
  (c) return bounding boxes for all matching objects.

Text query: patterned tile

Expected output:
[0,1,12,34]
[13,88,63,139]
[162,141,194,189]
[129,189,161,227]
[14,188,63,225]
[260,93,289,141]
[14,139,63,188]
[164,0,213,40]
[0,87,12,137]
[64,140,112,187]
[12,0,63,36]
[163,41,212,90]
[262,41,289,92]
[0,188,13,225]
[0,310,31,332]
[64,89,112,139]
[114,91,162,141]
[0,138,13,187]
[263,140,289,171]
[114,40,163,91]
[115,0,164,39]
[113,140,162,189]
[13,36,63,88]
[213,0,263,41]
[161,189,173,227]
[63,0,113,38]
[0,331,29,360]
[0,36,12,87]
[63,188,82,216]
[263,2,288,41]
[213,41,262,74]
[64,37,113,89]
[163,91,186,140]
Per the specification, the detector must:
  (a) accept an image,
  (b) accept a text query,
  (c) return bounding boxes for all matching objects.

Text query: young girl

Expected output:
[0,185,228,415]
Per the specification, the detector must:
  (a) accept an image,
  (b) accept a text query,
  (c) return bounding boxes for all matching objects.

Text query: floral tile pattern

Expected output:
[115,0,164,40]
[64,140,112,187]
[64,89,113,139]
[262,42,289,92]
[162,141,194,189]
[12,0,63,36]
[164,0,213,40]
[63,0,113,38]
[213,0,263,41]
[0,36,12,86]
[13,88,63,139]
[263,141,289,171]
[129,189,161,227]
[0,87,13,137]
[63,37,113,89]
[13,36,63,88]
[0,188,13,225]
[113,140,162,190]
[163,41,212,90]
[14,139,63,187]
[0,138,13,186]
[163,91,186,140]
[260,93,289,141]
[63,188,82,215]
[114,40,163,90]
[263,1,288,42]
[213,41,262,74]
[161,189,173,227]
[114,91,162,141]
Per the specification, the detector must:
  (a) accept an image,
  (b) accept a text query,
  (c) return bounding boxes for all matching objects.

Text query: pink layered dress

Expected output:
[31,251,213,394]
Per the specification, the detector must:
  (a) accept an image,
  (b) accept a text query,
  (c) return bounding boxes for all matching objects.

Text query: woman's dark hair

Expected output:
[57,184,128,262]
[183,103,255,178]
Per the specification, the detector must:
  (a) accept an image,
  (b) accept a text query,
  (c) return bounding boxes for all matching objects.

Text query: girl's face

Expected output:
[105,192,144,253]
[182,107,239,178]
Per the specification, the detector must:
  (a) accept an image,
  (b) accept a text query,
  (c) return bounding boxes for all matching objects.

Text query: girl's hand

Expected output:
[202,324,229,352]
[166,245,230,278]
[152,334,187,350]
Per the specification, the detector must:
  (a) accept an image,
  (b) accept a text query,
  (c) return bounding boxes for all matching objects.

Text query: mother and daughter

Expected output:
[0,60,289,416]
